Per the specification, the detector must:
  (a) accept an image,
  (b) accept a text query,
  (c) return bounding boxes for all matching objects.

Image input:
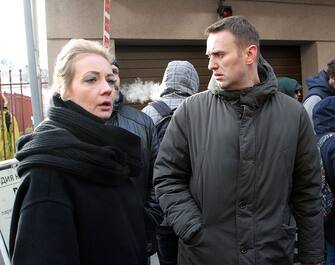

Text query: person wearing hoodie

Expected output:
[107,60,161,264]
[142,60,200,265]
[304,59,335,127]
[313,96,335,265]
[154,16,323,265]
[9,39,146,265]
[142,60,200,125]
[0,93,20,160]
[277,77,303,102]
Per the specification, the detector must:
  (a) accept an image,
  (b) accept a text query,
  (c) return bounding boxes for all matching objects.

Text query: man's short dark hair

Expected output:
[327,59,335,79]
[205,16,260,57]
[112,59,120,70]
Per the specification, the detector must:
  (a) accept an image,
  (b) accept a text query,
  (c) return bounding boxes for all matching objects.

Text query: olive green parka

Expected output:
[154,58,324,265]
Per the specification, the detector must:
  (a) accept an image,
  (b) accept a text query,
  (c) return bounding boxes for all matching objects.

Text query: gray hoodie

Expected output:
[142,60,199,124]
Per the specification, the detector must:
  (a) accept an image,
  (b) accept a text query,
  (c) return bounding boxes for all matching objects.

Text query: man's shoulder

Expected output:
[119,104,154,128]
[183,90,213,107]
[273,91,304,113]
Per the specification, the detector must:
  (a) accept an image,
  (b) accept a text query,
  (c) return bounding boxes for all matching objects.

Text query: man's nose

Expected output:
[208,56,217,71]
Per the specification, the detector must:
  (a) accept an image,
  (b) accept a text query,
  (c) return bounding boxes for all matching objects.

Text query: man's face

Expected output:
[111,64,121,100]
[294,90,303,102]
[206,31,249,90]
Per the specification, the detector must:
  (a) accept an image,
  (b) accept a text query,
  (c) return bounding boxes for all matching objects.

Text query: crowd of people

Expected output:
[5,15,335,265]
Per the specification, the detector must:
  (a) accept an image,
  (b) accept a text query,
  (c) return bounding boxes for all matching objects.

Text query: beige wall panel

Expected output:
[301,42,318,91]
[46,0,104,39]
[110,0,335,41]
[233,2,335,41]
[316,42,335,71]
[245,0,335,4]
[110,0,218,39]
[46,0,335,86]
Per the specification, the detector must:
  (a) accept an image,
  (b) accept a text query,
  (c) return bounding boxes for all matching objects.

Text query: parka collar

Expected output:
[208,56,277,109]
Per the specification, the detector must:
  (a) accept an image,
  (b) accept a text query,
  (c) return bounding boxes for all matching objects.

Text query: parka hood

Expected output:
[313,96,335,135]
[207,56,277,108]
[304,70,335,101]
[160,60,199,97]
[306,71,330,92]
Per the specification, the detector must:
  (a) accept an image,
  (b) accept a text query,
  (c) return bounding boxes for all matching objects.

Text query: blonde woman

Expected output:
[10,39,145,265]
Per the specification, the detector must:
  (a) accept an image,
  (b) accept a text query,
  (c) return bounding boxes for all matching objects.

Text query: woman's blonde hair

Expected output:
[52,39,113,98]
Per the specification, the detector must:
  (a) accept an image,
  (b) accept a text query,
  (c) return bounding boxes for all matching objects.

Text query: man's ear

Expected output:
[245,45,258,65]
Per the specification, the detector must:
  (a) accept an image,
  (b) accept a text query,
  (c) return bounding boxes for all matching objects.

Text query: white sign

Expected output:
[0,159,21,250]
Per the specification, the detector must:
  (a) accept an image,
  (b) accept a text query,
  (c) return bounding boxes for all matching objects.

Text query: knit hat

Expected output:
[277,77,299,98]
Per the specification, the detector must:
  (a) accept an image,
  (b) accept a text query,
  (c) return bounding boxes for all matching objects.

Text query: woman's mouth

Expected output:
[98,101,112,110]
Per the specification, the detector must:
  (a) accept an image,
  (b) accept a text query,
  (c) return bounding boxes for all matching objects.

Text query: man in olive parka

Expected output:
[154,16,323,265]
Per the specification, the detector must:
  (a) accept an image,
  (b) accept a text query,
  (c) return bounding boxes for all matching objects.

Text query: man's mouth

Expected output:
[214,74,223,80]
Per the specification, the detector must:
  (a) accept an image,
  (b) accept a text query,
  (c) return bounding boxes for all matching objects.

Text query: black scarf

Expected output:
[15,94,142,186]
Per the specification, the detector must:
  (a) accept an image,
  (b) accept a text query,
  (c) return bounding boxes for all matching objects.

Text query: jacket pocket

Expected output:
[278,224,296,264]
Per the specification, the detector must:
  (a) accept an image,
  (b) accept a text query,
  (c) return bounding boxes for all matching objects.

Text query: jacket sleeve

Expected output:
[320,139,335,191]
[154,102,202,242]
[292,107,324,264]
[303,95,322,128]
[10,192,80,265]
[144,119,163,228]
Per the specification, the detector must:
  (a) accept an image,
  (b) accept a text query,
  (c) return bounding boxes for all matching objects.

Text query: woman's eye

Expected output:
[85,77,96,83]
[107,79,115,85]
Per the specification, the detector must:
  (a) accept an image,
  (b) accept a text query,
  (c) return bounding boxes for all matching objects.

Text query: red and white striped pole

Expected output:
[103,0,111,48]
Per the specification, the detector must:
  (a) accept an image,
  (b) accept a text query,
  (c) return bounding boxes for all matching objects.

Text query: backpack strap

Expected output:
[318,133,335,148]
[149,100,173,117]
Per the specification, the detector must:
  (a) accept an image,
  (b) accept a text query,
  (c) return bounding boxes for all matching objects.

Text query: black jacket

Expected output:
[109,93,162,255]
[10,95,146,265]
[154,58,324,265]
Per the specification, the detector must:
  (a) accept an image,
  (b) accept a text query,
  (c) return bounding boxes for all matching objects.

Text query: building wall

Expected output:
[46,0,335,90]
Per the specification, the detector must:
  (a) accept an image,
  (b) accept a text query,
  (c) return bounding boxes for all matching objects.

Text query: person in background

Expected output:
[9,39,146,265]
[142,60,200,265]
[277,76,303,102]
[154,16,323,265]
[108,60,162,265]
[313,96,335,265]
[304,59,335,127]
[142,60,199,125]
[0,93,19,160]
